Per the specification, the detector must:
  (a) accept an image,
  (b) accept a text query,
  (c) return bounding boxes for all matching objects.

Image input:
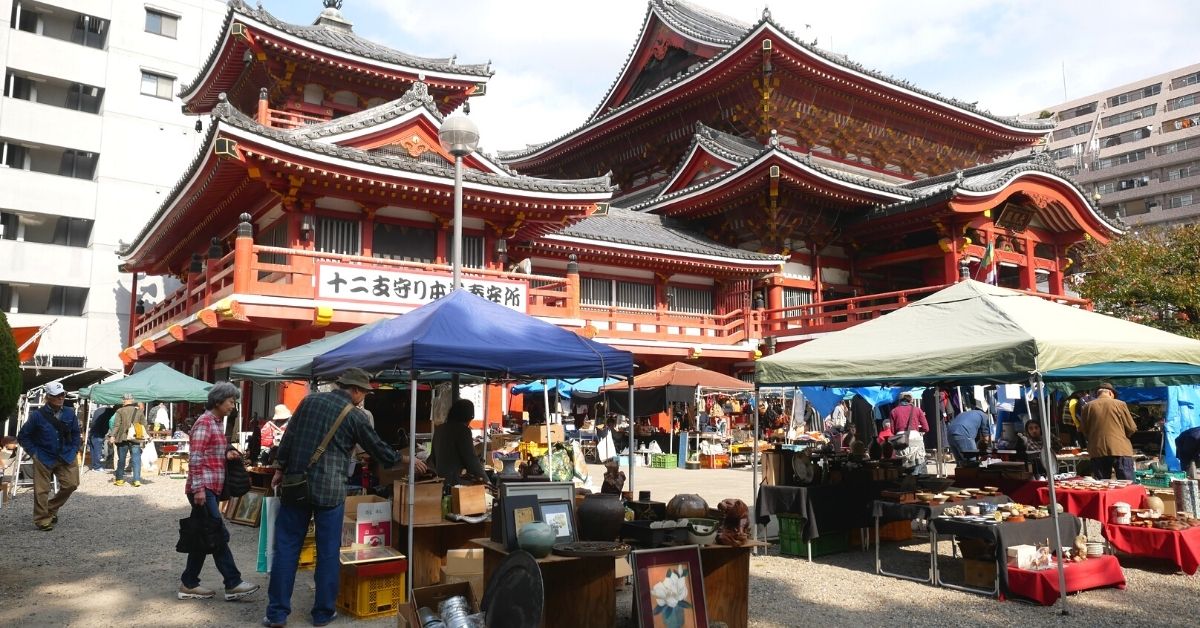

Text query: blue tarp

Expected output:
[511,378,621,398]
[312,290,634,380]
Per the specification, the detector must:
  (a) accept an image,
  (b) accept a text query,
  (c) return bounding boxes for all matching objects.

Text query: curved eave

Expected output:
[950,171,1124,239]
[637,149,913,216]
[524,237,783,274]
[505,21,1048,168]
[181,15,489,114]
[657,139,743,197]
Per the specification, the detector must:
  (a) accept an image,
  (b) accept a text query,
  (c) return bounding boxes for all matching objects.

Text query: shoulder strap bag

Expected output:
[889,406,916,450]
[278,403,354,507]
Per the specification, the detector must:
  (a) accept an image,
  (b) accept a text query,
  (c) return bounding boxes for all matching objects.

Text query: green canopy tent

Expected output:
[755,280,1200,614]
[80,363,212,404]
[229,320,384,383]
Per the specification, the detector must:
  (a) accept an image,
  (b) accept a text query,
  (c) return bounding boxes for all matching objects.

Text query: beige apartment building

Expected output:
[1039,63,1200,229]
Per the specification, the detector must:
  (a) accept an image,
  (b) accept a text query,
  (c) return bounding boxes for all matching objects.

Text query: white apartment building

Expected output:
[1,0,227,381]
[1038,63,1200,230]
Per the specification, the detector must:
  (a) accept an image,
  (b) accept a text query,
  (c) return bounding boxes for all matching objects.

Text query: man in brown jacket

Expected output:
[106,394,146,487]
[1080,383,1137,480]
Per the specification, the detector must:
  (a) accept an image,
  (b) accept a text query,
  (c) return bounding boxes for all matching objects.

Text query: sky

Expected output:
[266,0,1198,154]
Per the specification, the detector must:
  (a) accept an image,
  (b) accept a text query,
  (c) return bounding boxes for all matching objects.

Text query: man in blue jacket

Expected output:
[17,381,81,531]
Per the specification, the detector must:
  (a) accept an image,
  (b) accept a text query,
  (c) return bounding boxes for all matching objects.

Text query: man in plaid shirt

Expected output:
[264,368,398,628]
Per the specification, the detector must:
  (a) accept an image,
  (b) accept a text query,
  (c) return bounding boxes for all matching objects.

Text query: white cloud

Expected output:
[268,0,1197,151]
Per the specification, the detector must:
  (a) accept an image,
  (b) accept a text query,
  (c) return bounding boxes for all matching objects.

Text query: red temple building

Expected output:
[122,0,1121,423]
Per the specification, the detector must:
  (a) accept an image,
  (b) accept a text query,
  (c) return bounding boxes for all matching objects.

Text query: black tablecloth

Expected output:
[757,482,882,542]
[873,495,1013,523]
[931,513,1081,593]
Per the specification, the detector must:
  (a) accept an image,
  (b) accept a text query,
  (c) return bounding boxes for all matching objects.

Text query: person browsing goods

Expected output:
[1080,383,1137,480]
[17,381,80,531]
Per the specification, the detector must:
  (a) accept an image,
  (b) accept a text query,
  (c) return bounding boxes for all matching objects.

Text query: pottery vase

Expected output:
[517,521,556,558]
[1147,494,1166,514]
[666,493,709,520]
[577,493,625,541]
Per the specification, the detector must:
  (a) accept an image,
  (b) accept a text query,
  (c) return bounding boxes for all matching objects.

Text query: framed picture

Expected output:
[502,494,542,550]
[222,496,240,520]
[631,546,707,628]
[231,490,265,527]
[538,498,576,544]
[339,545,403,565]
[499,481,575,506]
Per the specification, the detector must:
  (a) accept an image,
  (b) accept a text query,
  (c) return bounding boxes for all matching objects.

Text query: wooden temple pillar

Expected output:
[1020,235,1036,291]
[360,205,377,257]
[654,273,669,317]
[765,276,783,332]
[1048,244,1065,296]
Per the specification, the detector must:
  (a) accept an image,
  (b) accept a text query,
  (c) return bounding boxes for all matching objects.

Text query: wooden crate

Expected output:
[700,453,730,469]
[392,480,443,525]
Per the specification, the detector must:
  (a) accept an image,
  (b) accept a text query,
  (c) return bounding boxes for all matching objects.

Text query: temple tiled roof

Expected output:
[653,0,747,45]
[293,81,443,140]
[182,1,491,97]
[554,206,784,262]
[501,2,1050,161]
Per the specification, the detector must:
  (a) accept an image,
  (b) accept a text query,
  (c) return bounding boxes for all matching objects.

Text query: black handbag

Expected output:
[223,453,251,499]
[889,406,917,449]
[278,403,354,507]
[175,505,226,554]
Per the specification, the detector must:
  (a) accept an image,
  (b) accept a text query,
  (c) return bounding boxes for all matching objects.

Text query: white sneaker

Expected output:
[224,581,261,601]
[177,584,215,600]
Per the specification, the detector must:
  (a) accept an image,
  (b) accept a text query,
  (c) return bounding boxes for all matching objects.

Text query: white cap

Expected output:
[45,382,66,396]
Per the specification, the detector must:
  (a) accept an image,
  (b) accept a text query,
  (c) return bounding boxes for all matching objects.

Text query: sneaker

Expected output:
[224,581,260,601]
[132,481,142,487]
[36,523,54,531]
[177,584,215,600]
[261,618,286,628]
[313,612,338,627]
[113,479,126,486]
[51,514,58,525]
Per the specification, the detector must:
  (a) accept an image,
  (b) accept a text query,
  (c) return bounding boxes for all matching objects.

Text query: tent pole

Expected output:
[1033,374,1070,616]
[406,369,420,603]
[934,389,945,477]
[543,380,552,482]
[751,386,760,549]
[628,377,635,496]
[482,380,490,477]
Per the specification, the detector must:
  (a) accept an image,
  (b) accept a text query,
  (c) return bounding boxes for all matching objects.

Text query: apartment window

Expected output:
[1172,71,1200,90]
[1115,175,1151,191]
[140,71,174,99]
[1050,143,1083,160]
[59,150,98,179]
[1100,126,1153,148]
[579,277,654,310]
[72,14,109,49]
[145,9,179,38]
[1167,163,1200,181]
[1095,181,1118,195]
[1052,122,1091,141]
[5,71,104,114]
[315,215,360,255]
[1056,101,1097,122]
[1167,191,1197,209]
[667,284,714,315]
[1101,104,1156,129]
[1095,149,1147,170]
[374,223,435,262]
[1166,92,1200,112]
[1157,137,1200,156]
[1107,83,1161,108]
[1161,113,1200,134]
[46,286,89,316]
[10,6,108,49]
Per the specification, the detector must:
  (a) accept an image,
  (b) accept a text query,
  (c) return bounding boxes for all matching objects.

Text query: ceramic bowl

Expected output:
[687,518,719,545]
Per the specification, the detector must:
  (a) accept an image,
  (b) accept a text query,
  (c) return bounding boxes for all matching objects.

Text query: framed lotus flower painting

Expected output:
[632,546,708,628]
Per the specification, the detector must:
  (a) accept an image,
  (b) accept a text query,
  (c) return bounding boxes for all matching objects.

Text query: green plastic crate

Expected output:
[778,514,848,557]
[651,453,677,468]
[1136,471,1187,489]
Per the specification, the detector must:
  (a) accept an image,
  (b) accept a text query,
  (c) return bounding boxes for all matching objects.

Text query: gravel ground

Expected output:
[2,467,1198,627]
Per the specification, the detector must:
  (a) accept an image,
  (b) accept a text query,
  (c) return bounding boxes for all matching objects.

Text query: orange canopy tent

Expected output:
[601,361,752,392]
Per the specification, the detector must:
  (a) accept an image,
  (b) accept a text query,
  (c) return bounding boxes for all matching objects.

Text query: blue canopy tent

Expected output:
[310,289,635,600]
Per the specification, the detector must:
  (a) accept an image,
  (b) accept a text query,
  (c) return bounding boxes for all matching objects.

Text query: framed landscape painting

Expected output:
[632,546,707,628]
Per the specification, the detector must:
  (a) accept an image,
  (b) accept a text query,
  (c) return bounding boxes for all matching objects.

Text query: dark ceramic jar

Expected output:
[577,493,625,541]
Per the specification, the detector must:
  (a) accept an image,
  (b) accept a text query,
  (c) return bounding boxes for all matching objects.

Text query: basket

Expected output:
[651,454,677,469]
[298,539,317,570]
[337,559,407,618]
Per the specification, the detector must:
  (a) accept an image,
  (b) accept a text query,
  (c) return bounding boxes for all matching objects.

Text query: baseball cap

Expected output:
[45,382,66,396]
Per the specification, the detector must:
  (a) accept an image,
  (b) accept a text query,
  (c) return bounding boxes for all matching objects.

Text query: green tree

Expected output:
[1076,224,1200,339]
[0,311,21,420]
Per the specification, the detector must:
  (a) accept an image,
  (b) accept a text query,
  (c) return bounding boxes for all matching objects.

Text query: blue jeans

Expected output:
[89,436,107,470]
[181,489,242,589]
[1093,456,1135,480]
[116,442,142,482]
[267,501,345,625]
[949,434,979,462]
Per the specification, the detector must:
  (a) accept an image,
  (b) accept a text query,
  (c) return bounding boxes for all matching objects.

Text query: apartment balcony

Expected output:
[0,166,96,219]
[5,29,108,88]
[0,239,91,287]
[0,97,103,153]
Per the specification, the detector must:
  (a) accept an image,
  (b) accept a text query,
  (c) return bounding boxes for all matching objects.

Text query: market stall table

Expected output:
[473,538,614,628]
[1005,555,1126,605]
[931,513,1082,596]
[756,482,882,557]
[953,474,1046,505]
[398,520,491,588]
[1036,484,1147,522]
[1102,523,1200,575]
[872,495,1013,584]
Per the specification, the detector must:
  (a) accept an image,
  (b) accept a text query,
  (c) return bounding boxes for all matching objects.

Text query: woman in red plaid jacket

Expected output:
[177,382,260,602]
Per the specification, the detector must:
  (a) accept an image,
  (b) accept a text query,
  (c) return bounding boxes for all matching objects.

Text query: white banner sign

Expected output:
[316,263,527,312]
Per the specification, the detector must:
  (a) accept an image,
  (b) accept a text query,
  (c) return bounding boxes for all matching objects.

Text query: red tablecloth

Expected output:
[1005,555,1126,605]
[1036,485,1148,521]
[1103,523,1200,575]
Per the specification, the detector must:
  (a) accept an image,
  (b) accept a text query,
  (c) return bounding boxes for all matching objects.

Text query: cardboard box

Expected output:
[445,548,484,572]
[341,495,394,548]
[439,567,483,609]
[521,424,564,444]
[451,484,487,516]
[963,558,997,588]
[392,479,444,525]
[1007,544,1037,570]
[399,582,477,628]
[1154,489,1177,516]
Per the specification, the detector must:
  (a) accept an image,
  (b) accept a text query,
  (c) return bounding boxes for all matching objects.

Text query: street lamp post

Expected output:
[438,114,480,290]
